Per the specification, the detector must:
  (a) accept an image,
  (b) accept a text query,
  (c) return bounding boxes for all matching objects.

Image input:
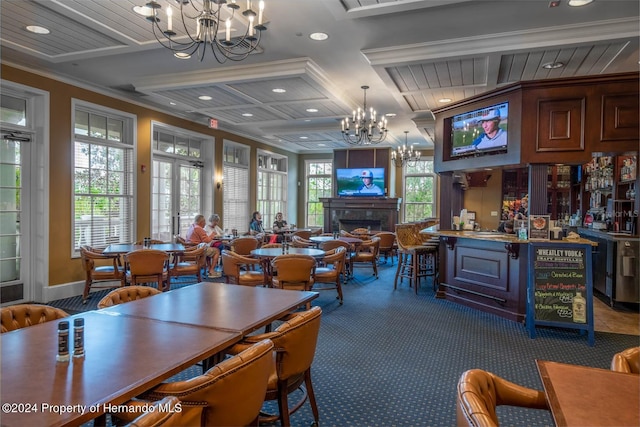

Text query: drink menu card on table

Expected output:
[527,242,594,346]
[529,215,550,240]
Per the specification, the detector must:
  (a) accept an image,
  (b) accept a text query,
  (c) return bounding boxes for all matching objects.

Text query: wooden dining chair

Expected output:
[351,236,380,278]
[456,369,548,427]
[313,246,346,304]
[133,239,165,245]
[168,244,207,283]
[230,236,260,256]
[291,235,315,248]
[271,254,317,309]
[116,340,274,427]
[124,396,183,427]
[97,285,163,309]
[221,250,265,286]
[374,231,397,265]
[1,304,69,333]
[124,249,170,291]
[226,307,322,427]
[80,245,126,304]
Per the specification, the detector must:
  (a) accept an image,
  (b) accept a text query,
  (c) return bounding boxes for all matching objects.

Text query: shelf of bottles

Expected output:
[583,156,614,210]
[547,165,571,220]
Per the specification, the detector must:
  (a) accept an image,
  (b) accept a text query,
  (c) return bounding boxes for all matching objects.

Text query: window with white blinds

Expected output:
[305,160,332,227]
[257,150,287,228]
[223,142,250,232]
[72,105,134,254]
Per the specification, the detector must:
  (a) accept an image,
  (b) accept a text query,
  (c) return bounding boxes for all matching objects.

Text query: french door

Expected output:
[0,132,31,301]
[152,158,202,241]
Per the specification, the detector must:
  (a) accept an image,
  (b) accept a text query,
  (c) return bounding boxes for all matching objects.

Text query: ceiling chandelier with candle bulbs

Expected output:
[139,0,266,62]
[392,131,421,167]
[341,85,389,145]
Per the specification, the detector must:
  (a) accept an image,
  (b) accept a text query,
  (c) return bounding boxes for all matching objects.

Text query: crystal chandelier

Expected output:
[392,131,421,167]
[341,86,389,145]
[140,0,266,62]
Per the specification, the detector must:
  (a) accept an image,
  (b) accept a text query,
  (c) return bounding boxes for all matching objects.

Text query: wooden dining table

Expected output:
[536,359,640,427]
[100,281,319,335]
[0,311,240,427]
[102,243,185,255]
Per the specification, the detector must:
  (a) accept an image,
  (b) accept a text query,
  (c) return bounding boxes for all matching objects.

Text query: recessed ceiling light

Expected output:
[169,102,176,106]
[304,119,311,122]
[242,113,253,117]
[438,98,452,103]
[568,0,594,6]
[318,143,326,147]
[300,136,308,139]
[385,113,397,117]
[309,32,329,41]
[306,108,318,113]
[198,95,213,101]
[542,61,564,69]
[272,88,286,93]
[26,25,50,34]
[174,52,191,60]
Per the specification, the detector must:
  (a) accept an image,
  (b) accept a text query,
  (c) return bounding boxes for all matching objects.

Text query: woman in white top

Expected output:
[205,214,224,237]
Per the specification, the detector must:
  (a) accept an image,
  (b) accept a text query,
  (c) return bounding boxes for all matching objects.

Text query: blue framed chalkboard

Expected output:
[527,242,594,346]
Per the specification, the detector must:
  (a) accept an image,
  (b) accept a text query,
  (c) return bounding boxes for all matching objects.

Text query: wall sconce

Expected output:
[216,179,223,190]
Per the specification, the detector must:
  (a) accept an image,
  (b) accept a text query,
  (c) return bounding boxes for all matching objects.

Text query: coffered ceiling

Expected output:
[1,0,638,153]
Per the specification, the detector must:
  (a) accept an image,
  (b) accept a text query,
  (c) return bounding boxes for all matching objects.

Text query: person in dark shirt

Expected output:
[497,220,514,234]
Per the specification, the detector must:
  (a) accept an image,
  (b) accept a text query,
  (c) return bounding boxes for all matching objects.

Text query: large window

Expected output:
[306,160,332,227]
[403,158,436,222]
[73,104,134,254]
[256,150,287,228]
[223,142,250,232]
[152,128,204,241]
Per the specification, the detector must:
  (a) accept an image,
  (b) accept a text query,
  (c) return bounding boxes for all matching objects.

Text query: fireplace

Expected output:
[320,197,401,233]
[339,219,382,232]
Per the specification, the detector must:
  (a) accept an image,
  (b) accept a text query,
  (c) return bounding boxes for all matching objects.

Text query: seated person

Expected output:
[205,213,229,251]
[186,214,220,277]
[497,220,515,234]
[249,211,265,236]
[272,212,289,233]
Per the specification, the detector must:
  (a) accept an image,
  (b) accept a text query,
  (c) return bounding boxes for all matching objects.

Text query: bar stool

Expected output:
[394,223,439,294]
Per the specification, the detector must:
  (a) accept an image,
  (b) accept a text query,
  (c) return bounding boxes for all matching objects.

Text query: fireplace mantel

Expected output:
[320,197,401,232]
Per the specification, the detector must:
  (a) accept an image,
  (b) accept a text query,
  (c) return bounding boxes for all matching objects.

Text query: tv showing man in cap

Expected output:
[357,169,383,195]
[472,109,507,150]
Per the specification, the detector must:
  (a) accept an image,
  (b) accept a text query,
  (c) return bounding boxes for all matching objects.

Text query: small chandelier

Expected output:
[392,131,421,167]
[140,0,266,63]
[341,85,389,145]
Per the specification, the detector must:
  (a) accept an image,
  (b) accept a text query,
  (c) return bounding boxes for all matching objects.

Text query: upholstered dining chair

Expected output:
[221,250,265,286]
[133,239,165,245]
[313,246,346,304]
[97,285,162,309]
[318,239,352,277]
[351,236,380,278]
[339,229,359,238]
[168,244,207,283]
[271,254,316,291]
[374,231,397,265]
[291,229,312,240]
[290,235,315,248]
[124,396,183,427]
[227,307,322,427]
[230,236,260,256]
[174,235,196,248]
[116,339,274,427]
[1,304,69,333]
[124,249,170,291]
[80,245,126,304]
[456,369,548,427]
[611,346,640,374]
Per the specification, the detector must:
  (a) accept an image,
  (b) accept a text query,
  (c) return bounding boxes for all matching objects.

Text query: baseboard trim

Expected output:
[41,281,120,303]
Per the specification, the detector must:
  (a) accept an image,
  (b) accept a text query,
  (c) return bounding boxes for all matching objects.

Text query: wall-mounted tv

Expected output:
[450,102,509,157]
[336,167,385,197]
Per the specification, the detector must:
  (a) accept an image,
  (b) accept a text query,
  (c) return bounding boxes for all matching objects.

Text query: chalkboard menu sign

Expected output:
[527,242,594,346]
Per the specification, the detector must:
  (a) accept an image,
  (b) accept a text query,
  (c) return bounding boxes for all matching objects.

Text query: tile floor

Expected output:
[593,296,639,335]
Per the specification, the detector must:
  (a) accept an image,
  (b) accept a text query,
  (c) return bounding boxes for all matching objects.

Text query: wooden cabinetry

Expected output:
[547,165,571,220]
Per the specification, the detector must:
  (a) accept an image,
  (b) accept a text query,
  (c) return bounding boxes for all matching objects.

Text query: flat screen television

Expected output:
[450,101,509,157]
[336,167,385,197]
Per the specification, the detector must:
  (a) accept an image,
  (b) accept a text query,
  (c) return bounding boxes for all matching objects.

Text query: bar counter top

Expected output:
[433,230,597,246]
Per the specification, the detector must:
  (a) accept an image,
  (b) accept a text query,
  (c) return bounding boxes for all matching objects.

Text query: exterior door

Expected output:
[152,158,202,241]
[0,132,30,302]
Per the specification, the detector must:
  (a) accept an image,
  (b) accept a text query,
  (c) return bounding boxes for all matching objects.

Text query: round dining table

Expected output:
[251,247,326,284]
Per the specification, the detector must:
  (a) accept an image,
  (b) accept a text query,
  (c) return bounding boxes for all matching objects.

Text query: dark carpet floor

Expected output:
[50,261,639,426]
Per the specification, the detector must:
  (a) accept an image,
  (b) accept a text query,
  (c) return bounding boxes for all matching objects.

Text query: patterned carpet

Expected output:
[49,262,639,427]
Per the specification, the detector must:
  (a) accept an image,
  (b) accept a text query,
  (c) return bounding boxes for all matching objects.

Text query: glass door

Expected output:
[152,158,202,241]
[0,133,30,296]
